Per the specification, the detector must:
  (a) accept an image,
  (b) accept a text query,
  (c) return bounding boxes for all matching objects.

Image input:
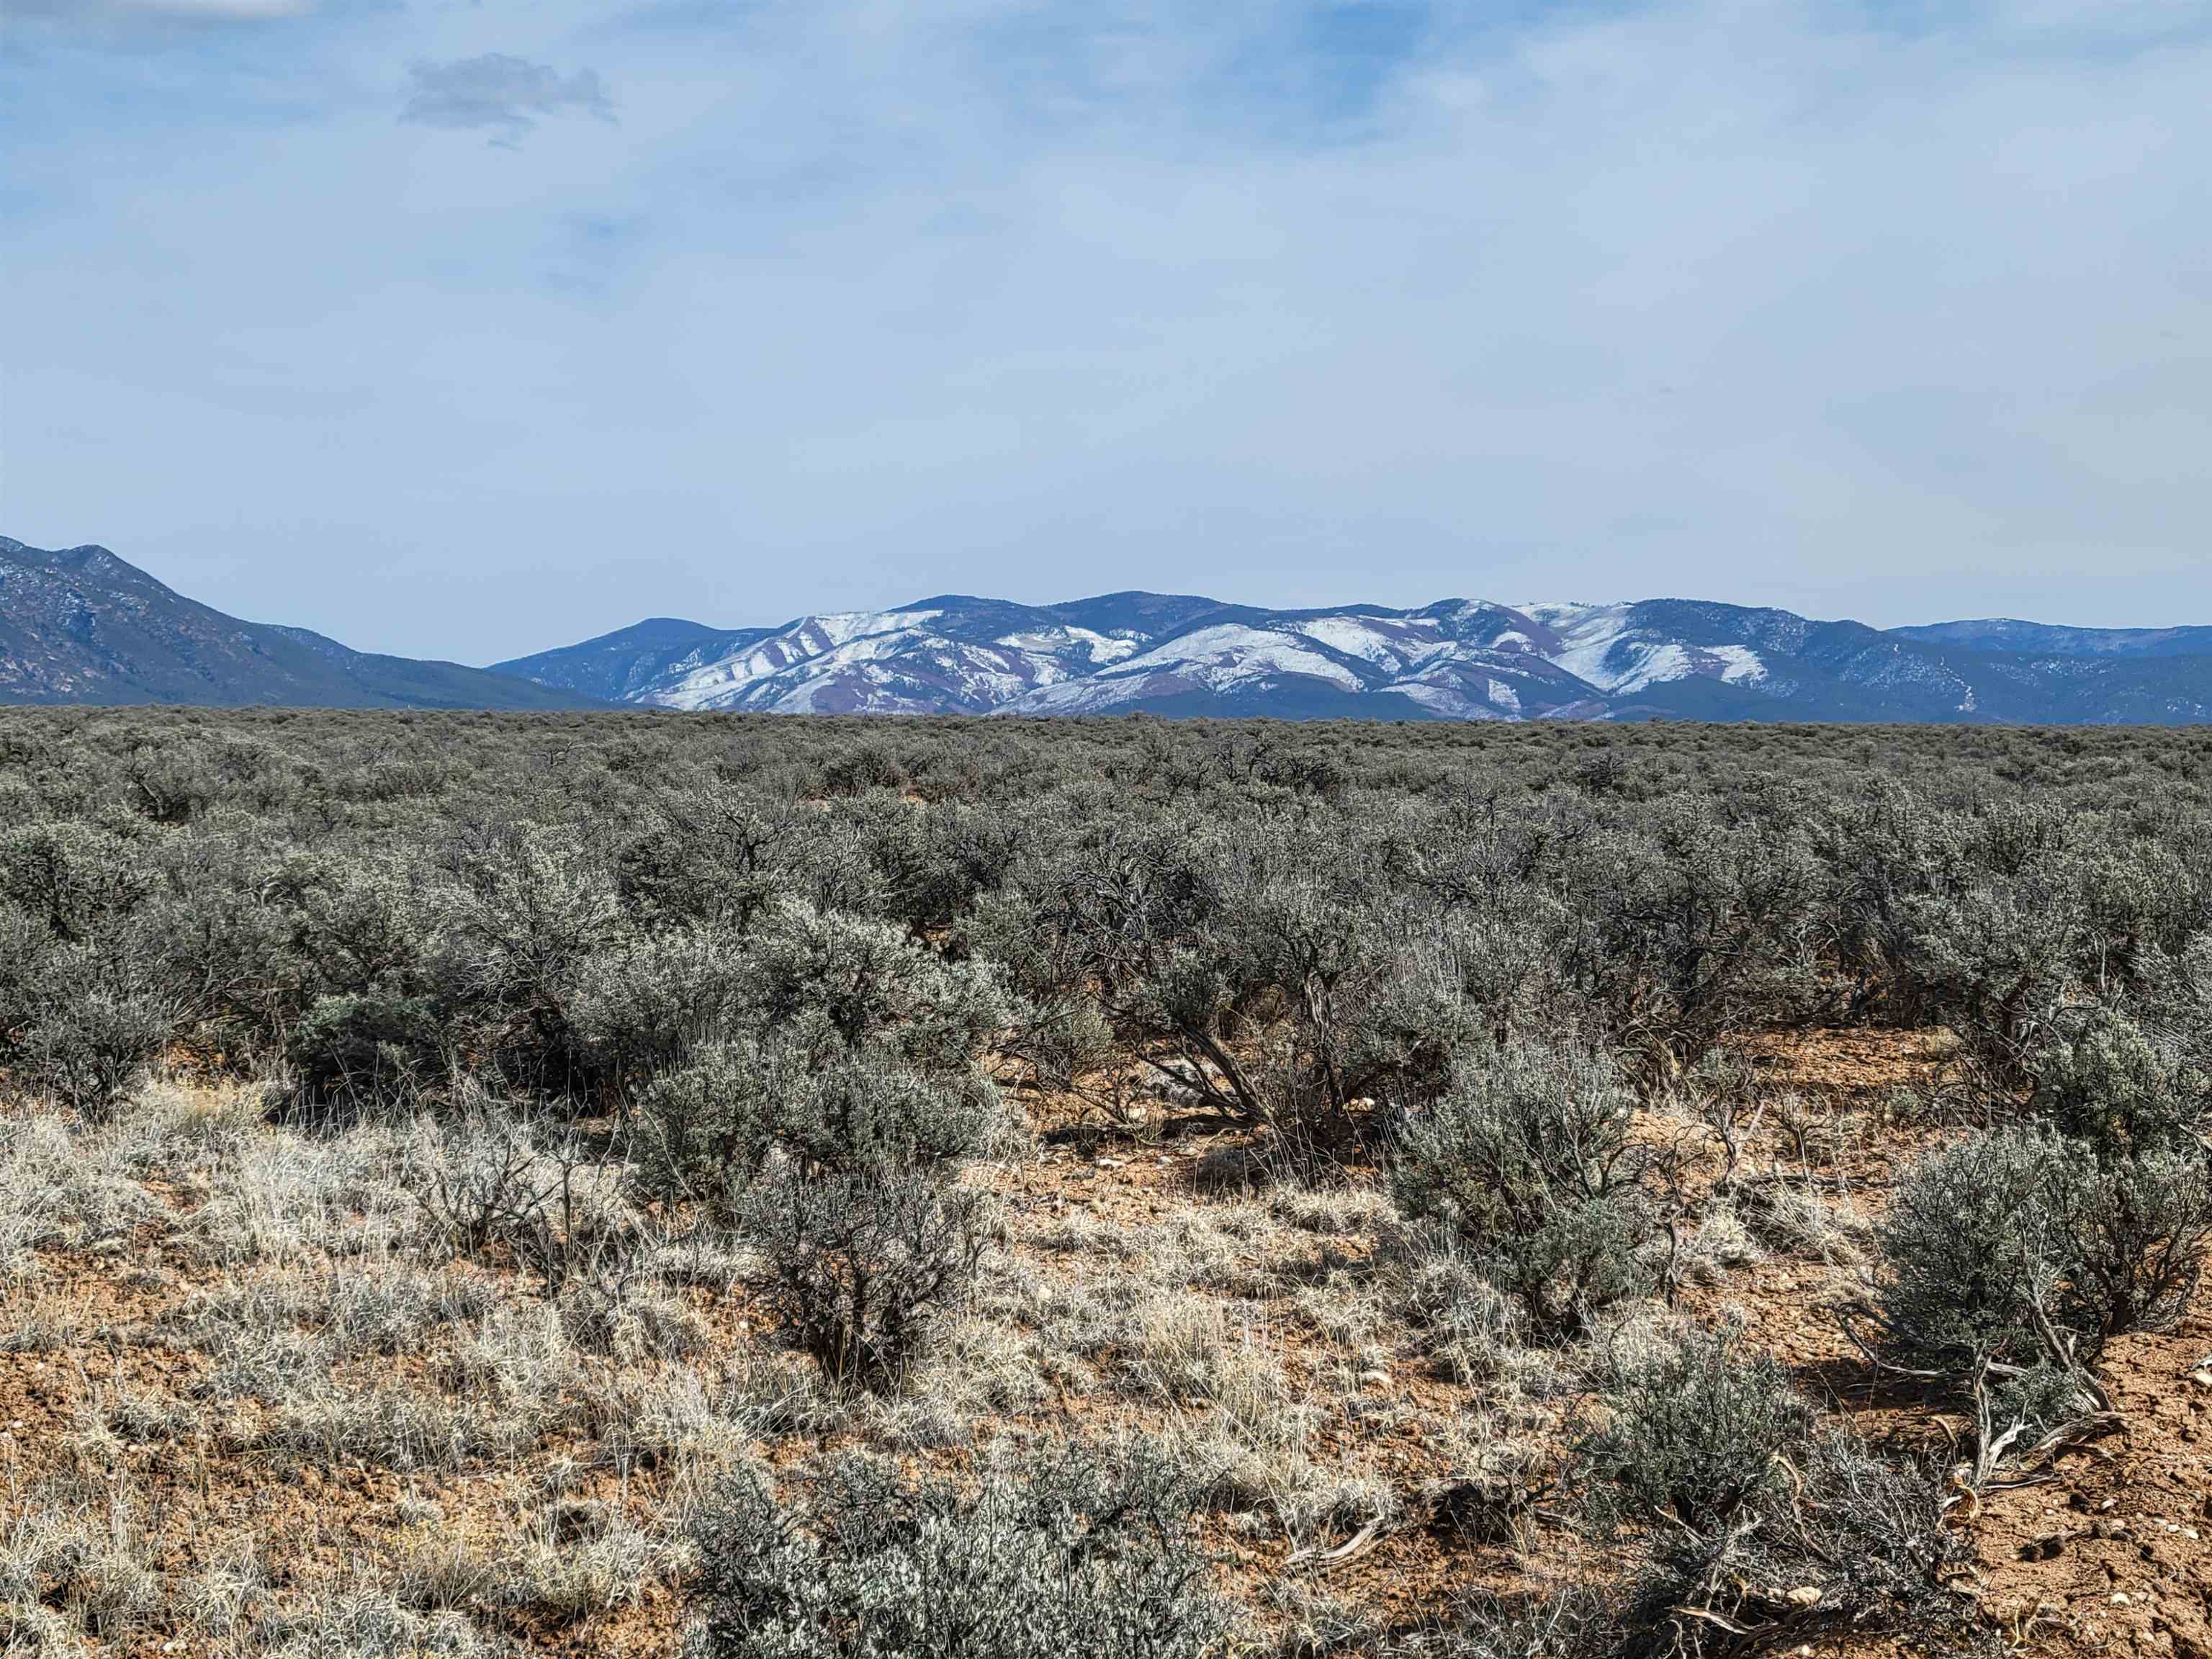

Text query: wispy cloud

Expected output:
[400,53,613,145]
[4,0,315,40]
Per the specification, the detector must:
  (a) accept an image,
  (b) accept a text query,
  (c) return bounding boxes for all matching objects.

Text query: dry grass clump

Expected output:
[0,1112,158,1274]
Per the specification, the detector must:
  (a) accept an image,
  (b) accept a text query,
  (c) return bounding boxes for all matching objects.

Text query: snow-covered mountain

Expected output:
[492,593,2212,725]
[4,537,2202,724]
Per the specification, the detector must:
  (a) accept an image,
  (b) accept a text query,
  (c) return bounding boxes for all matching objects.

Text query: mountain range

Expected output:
[4,536,2209,724]
[493,592,2212,726]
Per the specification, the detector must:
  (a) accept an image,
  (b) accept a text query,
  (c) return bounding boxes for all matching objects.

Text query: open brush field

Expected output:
[0,710,2207,1658]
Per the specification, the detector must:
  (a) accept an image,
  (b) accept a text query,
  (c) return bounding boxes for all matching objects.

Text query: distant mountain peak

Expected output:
[0,536,603,710]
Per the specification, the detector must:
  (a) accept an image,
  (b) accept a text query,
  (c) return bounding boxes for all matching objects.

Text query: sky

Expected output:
[2,0,2208,665]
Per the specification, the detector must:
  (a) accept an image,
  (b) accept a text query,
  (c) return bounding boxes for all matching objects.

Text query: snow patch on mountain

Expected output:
[1291,614,1448,672]
[1710,644,1768,685]
[806,608,943,650]
[1110,624,1367,692]
[996,626,1139,665]
[1519,603,1771,696]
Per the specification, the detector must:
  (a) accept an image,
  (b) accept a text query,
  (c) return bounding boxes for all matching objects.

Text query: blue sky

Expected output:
[3,0,2208,662]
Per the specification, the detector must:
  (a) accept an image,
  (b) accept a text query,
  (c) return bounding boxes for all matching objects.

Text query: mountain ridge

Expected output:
[0,536,606,711]
[4,535,2208,722]
[491,589,2212,725]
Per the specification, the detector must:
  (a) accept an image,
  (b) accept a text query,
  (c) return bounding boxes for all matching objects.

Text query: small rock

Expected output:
[1784,1586,1822,1608]
[2110,1592,2131,1606]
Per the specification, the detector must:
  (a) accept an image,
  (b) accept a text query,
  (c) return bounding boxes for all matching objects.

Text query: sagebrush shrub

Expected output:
[19,982,176,1117]
[0,822,151,943]
[2039,1143,2212,1341]
[431,824,622,1100]
[2028,1002,2206,1155]
[688,1444,1225,1659]
[1876,1125,2210,1435]
[631,1039,783,1214]
[768,1051,1001,1175]
[743,1161,992,1388]
[742,900,1010,1071]
[635,1039,998,1213]
[1578,1322,1816,1536]
[566,925,752,1092]
[1887,852,2080,1089]
[1393,1042,1650,1334]
[1876,1127,2067,1385]
[286,993,442,1107]
[295,855,432,998]
[616,791,794,932]
[1584,799,1822,1066]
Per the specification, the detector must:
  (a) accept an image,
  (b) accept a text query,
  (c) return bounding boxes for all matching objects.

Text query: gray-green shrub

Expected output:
[1392,1042,1651,1335]
[688,1444,1225,1659]
[1577,1321,1817,1537]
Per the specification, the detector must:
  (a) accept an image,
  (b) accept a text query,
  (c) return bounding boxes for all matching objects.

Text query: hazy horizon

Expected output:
[6,1,2208,662]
